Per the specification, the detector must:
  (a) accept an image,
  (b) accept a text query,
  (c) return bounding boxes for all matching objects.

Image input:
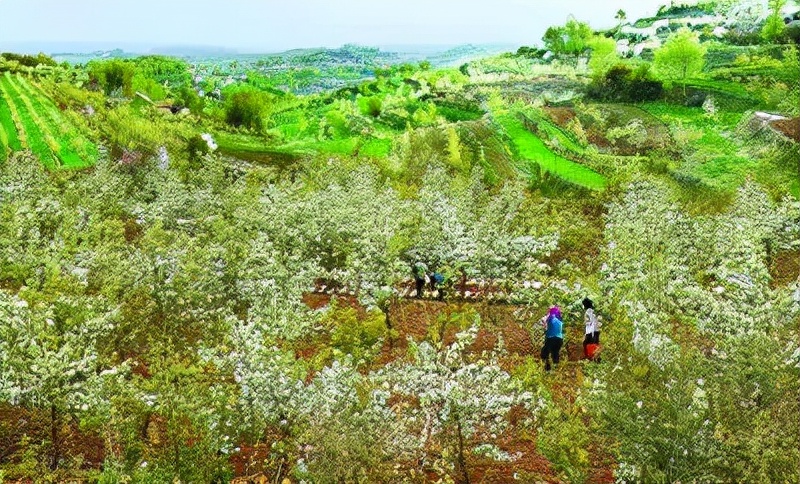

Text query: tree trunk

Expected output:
[455,413,470,484]
[50,404,59,471]
[382,303,394,350]
[682,64,688,97]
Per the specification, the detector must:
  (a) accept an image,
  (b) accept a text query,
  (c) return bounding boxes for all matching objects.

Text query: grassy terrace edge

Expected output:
[496,113,608,191]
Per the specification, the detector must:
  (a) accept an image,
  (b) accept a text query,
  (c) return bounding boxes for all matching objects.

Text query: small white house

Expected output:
[633,38,662,57]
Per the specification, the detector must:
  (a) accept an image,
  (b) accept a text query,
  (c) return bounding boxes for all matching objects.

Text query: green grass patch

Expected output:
[12,75,97,168]
[0,73,56,167]
[682,154,759,190]
[641,100,795,195]
[437,104,484,122]
[0,85,25,151]
[293,137,358,155]
[0,127,6,163]
[640,102,744,130]
[358,137,392,157]
[217,129,391,159]
[214,131,272,153]
[0,92,22,152]
[497,114,607,191]
[686,78,753,99]
[5,75,66,168]
[531,116,586,155]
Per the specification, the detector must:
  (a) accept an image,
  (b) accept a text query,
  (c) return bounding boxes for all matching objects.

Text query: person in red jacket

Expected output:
[583,297,601,361]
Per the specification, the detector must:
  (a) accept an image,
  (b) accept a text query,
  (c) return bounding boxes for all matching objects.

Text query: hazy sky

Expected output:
[0,0,670,52]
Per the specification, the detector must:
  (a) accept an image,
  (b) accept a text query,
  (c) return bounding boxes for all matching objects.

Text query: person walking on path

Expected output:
[540,306,563,371]
[583,297,601,360]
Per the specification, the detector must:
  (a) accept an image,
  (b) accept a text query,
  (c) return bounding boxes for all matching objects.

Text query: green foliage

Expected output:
[0,91,22,152]
[9,75,98,168]
[131,74,167,101]
[542,18,594,63]
[100,104,190,157]
[186,133,210,162]
[588,63,664,102]
[654,28,707,95]
[322,301,386,366]
[537,400,590,483]
[0,52,57,69]
[358,95,383,118]
[516,46,548,59]
[587,35,619,76]
[173,85,204,114]
[131,56,191,87]
[435,101,483,122]
[497,113,607,191]
[87,59,135,97]
[762,0,789,43]
[0,73,57,167]
[445,125,468,173]
[655,1,717,18]
[223,86,272,131]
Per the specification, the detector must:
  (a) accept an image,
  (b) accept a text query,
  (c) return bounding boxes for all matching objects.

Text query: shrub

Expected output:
[186,134,210,162]
[173,85,204,114]
[0,52,57,68]
[516,46,548,59]
[87,60,135,97]
[358,95,382,118]
[322,302,386,366]
[588,63,663,102]
[223,87,270,131]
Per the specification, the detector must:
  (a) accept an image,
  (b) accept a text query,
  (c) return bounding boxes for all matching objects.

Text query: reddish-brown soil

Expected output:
[387,298,540,356]
[771,249,800,288]
[464,434,559,483]
[0,404,105,477]
[543,105,674,156]
[771,117,800,143]
[1,292,613,483]
[545,106,578,126]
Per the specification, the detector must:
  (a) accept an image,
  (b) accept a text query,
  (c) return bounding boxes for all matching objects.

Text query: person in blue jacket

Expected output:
[540,306,564,371]
[429,271,445,300]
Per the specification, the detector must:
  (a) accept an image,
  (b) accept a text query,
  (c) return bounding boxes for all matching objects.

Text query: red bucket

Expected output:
[585,343,601,360]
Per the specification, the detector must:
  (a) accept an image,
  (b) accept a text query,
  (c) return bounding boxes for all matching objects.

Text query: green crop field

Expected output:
[15,76,98,168]
[0,87,24,165]
[497,114,607,191]
[0,73,57,167]
[0,92,22,154]
[0,72,97,168]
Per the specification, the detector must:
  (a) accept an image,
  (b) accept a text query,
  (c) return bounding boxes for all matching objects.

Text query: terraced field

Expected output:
[0,72,97,168]
[496,113,608,191]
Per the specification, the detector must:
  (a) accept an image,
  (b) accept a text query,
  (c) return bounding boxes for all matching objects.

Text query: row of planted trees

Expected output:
[2,135,799,481]
[0,150,563,482]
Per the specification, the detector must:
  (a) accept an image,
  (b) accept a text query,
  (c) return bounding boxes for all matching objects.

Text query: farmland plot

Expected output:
[497,113,607,191]
[0,72,97,168]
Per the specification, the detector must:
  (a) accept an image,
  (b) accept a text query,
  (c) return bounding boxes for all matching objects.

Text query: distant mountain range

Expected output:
[1,41,518,66]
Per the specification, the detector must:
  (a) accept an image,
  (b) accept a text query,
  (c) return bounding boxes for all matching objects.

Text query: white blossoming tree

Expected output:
[371,320,535,482]
[412,167,558,295]
[0,290,127,471]
[594,180,800,481]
